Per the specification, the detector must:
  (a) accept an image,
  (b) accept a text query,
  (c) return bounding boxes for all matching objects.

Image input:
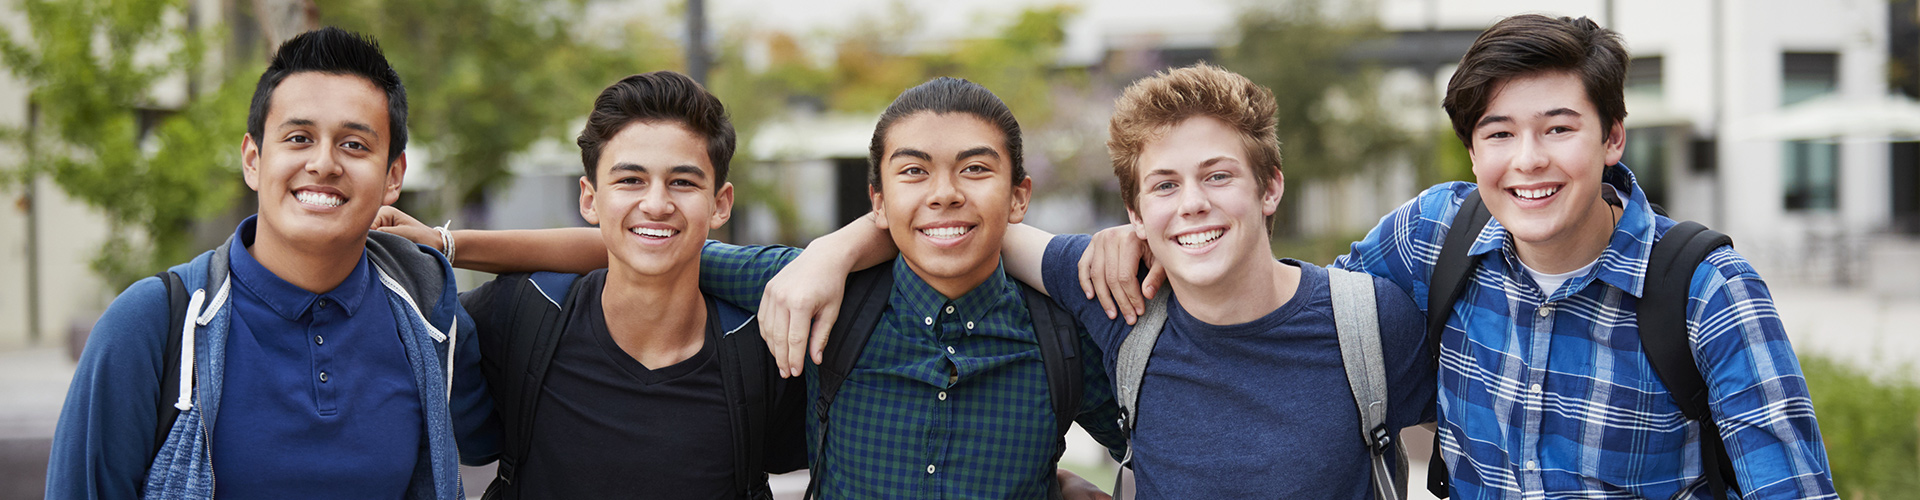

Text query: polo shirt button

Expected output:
[945,305,955,314]
[924,317,934,326]
[319,371,329,383]
[927,464,936,474]
[317,299,329,309]
[938,391,947,401]
[314,335,324,346]
[947,346,955,354]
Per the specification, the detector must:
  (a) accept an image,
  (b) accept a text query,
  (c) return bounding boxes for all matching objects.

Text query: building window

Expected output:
[1627,56,1664,97]
[1624,127,1669,207]
[1782,52,1839,211]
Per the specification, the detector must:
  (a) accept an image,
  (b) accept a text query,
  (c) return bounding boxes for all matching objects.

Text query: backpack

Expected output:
[804,263,1085,499]
[464,272,787,500]
[1109,267,1408,500]
[1422,189,1739,499]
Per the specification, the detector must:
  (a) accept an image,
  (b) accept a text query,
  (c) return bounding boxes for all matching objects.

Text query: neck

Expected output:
[1515,196,1620,274]
[601,258,707,367]
[1171,258,1299,325]
[909,258,998,300]
[249,223,364,294]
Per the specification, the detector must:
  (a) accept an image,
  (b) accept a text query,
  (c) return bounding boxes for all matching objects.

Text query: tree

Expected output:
[0,0,252,288]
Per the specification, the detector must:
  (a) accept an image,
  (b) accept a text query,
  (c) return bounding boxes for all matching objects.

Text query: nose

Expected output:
[927,171,966,209]
[306,144,344,177]
[1176,182,1211,218]
[637,182,676,218]
[1513,135,1549,173]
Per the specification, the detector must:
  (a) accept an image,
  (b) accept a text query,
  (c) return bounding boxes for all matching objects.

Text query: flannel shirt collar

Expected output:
[1466,162,1657,298]
[888,255,1016,334]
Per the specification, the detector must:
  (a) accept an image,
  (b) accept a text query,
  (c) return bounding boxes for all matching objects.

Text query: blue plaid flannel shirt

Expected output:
[699,242,1127,498]
[1333,164,1835,499]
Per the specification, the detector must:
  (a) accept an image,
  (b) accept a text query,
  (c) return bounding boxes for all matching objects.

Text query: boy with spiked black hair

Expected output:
[49,27,496,499]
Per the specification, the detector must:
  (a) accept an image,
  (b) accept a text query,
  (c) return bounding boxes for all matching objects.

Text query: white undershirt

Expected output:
[1518,184,1623,296]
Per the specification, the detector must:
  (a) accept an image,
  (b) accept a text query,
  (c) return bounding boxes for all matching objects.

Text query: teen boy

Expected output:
[1089,15,1838,500]
[48,28,495,499]
[414,77,1123,498]
[375,71,806,499]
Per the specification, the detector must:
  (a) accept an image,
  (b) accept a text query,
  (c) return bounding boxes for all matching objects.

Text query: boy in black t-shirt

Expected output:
[377,71,805,499]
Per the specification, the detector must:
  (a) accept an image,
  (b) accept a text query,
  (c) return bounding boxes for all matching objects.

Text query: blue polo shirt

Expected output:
[209,218,423,497]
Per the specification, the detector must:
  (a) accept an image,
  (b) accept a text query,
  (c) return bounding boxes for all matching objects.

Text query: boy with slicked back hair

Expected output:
[49,27,497,499]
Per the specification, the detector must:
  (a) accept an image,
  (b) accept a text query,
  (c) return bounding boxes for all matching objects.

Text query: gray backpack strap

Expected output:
[1111,292,1169,499]
[1328,268,1407,500]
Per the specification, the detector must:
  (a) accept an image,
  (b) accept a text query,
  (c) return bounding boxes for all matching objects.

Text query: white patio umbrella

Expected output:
[1739,93,1920,142]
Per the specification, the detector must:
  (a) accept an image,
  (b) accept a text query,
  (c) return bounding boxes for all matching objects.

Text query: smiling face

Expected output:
[1128,115,1282,290]
[1468,70,1625,259]
[243,71,405,251]
[581,120,734,279]
[870,112,1030,299]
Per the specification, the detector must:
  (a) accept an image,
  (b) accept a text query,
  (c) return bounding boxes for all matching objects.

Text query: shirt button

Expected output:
[938,391,947,401]
[945,305,955,314]
[314,335,324,346]
[319,371,330,383]
[317,299,329,309]
[947,346,956,354]
[965,321,974,330]
[924,317,934,326]
[1531,383,1542,393]
[927,464,936,474]
[1537,305,1552,317]
[1526,460,1538,470]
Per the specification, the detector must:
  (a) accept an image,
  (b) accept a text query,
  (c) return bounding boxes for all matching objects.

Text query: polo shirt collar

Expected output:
[887,255,1016,333]
[227,215,374,320]
[1467,163,1657,298]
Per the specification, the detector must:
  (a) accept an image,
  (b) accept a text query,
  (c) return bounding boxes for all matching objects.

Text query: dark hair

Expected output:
[1443,14,1628,148]
[247,27,408,165]
[866,77,1024,190]
[577,71,735,187]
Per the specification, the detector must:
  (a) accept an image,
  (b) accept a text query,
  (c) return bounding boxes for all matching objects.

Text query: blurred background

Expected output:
[1,0,1917,498]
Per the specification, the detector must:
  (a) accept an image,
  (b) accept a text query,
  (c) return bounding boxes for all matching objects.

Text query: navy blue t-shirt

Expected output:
[1042,234,1434,499]
[212,219,422,498]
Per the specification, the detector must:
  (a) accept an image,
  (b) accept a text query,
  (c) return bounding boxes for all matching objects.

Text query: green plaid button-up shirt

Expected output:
[700,242,1127,498]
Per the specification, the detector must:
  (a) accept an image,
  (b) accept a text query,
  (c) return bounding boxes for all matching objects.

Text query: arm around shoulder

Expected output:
[47,277,173,499]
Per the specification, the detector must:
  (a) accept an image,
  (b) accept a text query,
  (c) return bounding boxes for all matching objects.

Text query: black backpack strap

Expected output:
[1639,221,1739,499]
[476,272,579,498]
[1021,283,1084,452]
[153,271,187,460]
[805,263,894,499]
[1423,189,1491,499]
[712,297,775,499]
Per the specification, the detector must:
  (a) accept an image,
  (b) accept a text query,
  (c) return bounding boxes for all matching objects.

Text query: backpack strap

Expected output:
[478,272,579,497]
[1423,189,1491,498]
[711,297,775,500]
[804,263,894,500]
[1329,268,1408,500]
[1021,283,1084,447]
[1110,292,1170,498]
[1639,221,1740,499]
[152,271,187,461]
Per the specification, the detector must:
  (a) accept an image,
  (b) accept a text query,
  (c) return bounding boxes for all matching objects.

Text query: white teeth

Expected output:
[295,191,343,208]
[1514,186,1559,200]
[1175,229,1224,247]
[921,226,970,239]
[630,227,677,238]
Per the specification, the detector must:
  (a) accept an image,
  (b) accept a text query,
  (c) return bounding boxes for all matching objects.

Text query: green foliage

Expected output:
[315,0,676,214]
[0,0,248,288]
[1801,354,1920,499]
[1223,1,1408,183]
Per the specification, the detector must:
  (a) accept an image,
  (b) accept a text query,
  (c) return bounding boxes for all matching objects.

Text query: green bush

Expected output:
[1801,354,1920,499]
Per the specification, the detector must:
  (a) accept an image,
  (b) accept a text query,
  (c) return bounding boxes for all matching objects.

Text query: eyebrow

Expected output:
[955,146,999,162]
[1142,156,1234,178]
[889,148,932,162]
[609,163,709,179]
[1475,108,1582,129]
[276,118,382,139]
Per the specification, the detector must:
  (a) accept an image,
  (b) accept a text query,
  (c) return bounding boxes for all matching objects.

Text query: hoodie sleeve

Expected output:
[47,276,171,500]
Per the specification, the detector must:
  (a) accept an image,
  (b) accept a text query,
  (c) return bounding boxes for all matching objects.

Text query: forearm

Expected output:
[451,227,606,274]
[1001,223,1056,294]
[806,213,896,272]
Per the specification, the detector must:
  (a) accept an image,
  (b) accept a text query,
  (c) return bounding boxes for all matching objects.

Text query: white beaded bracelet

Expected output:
[434,221,456,263]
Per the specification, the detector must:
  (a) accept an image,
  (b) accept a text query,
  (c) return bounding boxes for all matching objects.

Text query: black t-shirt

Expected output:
[510,270,736,500]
